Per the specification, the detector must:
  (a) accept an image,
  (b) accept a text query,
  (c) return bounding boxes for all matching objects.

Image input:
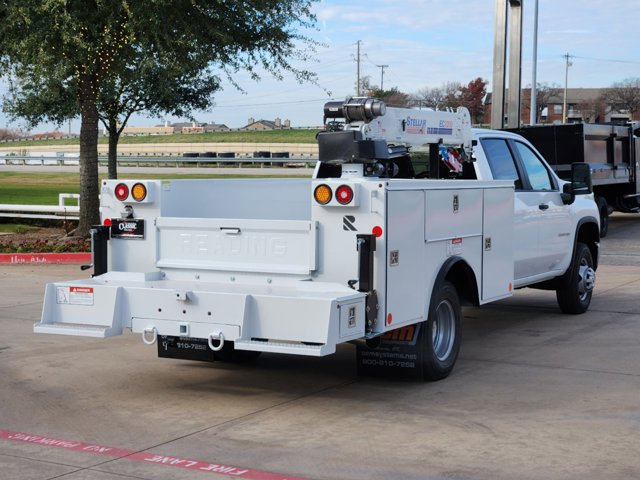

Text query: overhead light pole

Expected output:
[530,0,539,125]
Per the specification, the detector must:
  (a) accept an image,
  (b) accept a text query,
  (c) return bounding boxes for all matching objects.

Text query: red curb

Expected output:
[0,253,91,264]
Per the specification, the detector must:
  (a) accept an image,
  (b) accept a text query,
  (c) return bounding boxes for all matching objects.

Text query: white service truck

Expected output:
[36,97,600,381]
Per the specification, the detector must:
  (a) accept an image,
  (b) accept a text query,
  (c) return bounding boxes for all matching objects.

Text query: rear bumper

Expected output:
[36,272,367,356]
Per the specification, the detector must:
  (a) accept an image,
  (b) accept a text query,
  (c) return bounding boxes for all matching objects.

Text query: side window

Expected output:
[480,138,522,187]
[513,141,554,191]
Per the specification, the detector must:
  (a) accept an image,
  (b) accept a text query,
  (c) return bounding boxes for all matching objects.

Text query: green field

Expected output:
[1,128,320,148]
[0,171,305,206]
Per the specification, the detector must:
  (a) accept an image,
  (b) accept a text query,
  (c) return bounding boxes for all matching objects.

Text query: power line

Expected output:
[571,55,640,65]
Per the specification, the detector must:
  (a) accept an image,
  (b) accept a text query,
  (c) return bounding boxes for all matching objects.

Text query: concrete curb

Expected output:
[0,253,91,265]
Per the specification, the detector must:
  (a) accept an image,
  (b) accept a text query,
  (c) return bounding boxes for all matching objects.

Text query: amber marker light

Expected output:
[131,183,147,202]
[313,184,332,205]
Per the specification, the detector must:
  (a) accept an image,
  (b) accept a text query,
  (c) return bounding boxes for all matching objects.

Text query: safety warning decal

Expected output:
[56,286,94,306]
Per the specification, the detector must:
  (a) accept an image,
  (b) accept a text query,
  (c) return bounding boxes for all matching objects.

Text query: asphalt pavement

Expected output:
[0,213,639,480]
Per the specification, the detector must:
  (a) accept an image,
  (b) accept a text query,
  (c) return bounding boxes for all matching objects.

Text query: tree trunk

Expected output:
[77,74,101,237]
[107,116,119,179]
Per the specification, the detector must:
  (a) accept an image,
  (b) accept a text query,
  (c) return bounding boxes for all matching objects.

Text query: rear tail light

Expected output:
[131,182,147,202]
[314,184,332,205]
[115,183,129,201]
[335,185,354,205]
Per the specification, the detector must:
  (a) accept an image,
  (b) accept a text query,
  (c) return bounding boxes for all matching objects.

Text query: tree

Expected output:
[97,54,220,179]
[602,77,640,119]
[367,87,410,107]
[0,0,318,236]
[412,82,461,110]
[521,82,561,124]
[0,127,23,140]
[457,77,487,124]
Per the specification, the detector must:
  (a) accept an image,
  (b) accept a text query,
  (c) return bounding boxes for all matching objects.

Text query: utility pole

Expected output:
[356,40,361,96]
[377,64,389,91]
[562,53,573,123]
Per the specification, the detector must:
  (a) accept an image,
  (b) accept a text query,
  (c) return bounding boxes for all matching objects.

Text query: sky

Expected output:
[2,0,640,133]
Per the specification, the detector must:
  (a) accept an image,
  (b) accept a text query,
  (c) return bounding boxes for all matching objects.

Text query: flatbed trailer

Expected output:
[508,122,640,236]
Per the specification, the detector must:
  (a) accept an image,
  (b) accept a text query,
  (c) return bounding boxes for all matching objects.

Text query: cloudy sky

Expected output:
[2,0,640,132]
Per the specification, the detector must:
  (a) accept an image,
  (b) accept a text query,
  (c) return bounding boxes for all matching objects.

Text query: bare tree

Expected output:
[0,128,23,141]
[602,78,640,118]
[412,86,446,110]
[412,82,461,110]
[521,83,562,124]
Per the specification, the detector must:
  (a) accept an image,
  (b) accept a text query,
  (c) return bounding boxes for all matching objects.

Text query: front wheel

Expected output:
[422,281,462,381]
[556,242,596,314]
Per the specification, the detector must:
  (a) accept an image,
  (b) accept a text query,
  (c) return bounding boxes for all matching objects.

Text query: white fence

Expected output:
[0,154,318,168]
[0,194,80,220]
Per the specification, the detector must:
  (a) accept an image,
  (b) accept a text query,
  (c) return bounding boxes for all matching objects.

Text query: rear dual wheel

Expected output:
[422,281,462,381]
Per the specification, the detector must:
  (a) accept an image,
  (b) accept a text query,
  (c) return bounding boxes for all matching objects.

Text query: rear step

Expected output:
[33,323,120,338]
[235,339,328,356]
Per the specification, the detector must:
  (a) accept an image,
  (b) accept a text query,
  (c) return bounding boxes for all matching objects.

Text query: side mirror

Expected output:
[561,162,593,205]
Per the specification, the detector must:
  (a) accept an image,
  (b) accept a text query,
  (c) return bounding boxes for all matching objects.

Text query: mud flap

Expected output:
[356,324,424,380]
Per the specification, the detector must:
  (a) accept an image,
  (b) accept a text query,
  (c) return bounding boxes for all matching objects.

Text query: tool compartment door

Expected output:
[385,189,427,328]
[155,217,317,275]
[481,186,514,301]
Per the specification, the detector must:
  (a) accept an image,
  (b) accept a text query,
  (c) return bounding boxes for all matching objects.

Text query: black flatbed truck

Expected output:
[508,122,640,236]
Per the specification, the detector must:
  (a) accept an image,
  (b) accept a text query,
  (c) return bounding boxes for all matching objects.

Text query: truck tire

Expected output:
[422,280,461,381]
[213,342,261,363]
[597,197,608,238]
[556,242,595,314]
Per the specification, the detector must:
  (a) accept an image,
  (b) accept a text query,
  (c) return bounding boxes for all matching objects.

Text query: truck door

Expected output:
[510,140,572,276]
[480,138,540,280]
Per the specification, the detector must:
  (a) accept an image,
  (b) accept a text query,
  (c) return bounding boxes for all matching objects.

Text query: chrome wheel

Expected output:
[432,299,456,362]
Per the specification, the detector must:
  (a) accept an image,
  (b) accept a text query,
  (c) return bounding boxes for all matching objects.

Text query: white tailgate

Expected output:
[155,217,317,274]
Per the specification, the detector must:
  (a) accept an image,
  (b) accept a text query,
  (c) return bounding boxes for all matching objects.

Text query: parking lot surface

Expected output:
[1,213,639,480]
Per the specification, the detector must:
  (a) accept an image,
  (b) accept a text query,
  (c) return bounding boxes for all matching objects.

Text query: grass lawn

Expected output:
[1,129,321,148]
[0,171,304,205]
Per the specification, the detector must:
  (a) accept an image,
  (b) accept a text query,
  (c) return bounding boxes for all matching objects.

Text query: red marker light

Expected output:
[372,225,383,238]
[387,313,393,325]
[115,183,129,201]
[335,185,354,205]
[103,218,112,226]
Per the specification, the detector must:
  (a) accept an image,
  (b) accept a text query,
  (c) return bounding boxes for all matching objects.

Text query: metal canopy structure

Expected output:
[491,0,523,129]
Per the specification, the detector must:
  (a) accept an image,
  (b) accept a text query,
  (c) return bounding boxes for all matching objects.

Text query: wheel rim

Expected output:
[577,260,596,302]
[432,299,456,361]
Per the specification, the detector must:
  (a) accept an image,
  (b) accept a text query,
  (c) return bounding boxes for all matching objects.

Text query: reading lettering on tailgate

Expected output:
[155,218,316,274]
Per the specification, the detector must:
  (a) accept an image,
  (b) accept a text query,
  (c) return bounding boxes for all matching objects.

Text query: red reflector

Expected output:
[372,226,383,238]
[115,183,129,201]
[335,185,354,205]
[387,313,393,325]
[103,218,112,227]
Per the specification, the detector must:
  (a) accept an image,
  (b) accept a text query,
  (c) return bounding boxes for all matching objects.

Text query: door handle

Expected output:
[538,203,549,210]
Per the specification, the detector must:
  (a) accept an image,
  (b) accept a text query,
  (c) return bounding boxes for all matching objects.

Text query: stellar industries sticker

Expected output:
[56,286,94,305]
